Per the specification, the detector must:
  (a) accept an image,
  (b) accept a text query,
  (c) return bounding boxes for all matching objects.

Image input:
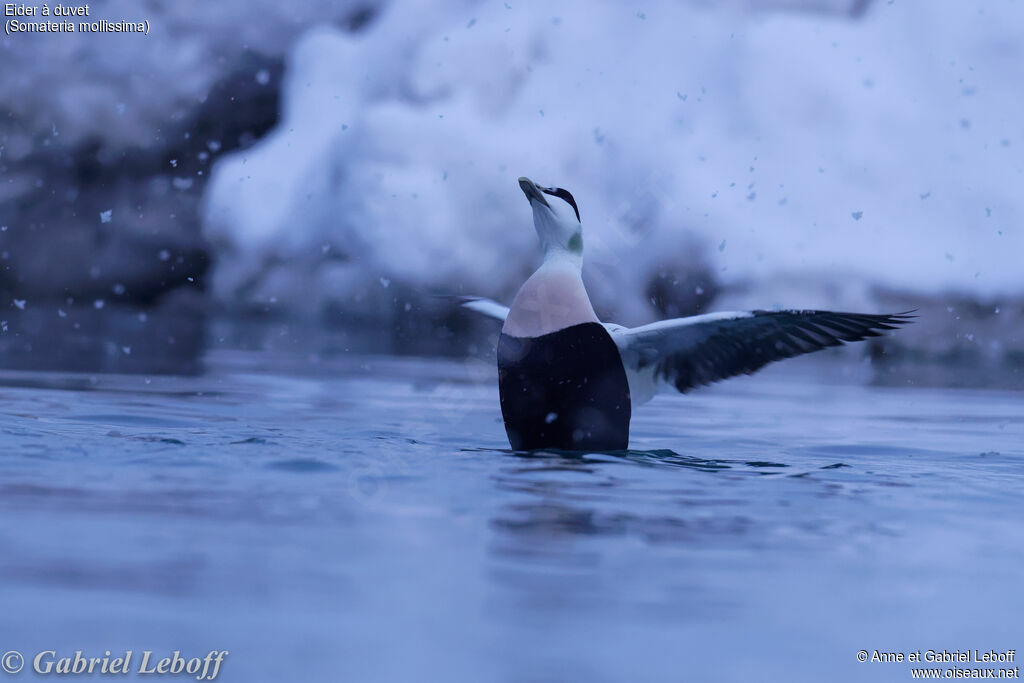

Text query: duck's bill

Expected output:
[518,177,550,208]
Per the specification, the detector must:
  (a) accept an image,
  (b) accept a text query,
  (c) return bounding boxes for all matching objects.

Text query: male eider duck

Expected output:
[462,177,912,451]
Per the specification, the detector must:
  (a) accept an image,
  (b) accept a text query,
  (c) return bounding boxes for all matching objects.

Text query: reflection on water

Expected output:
[0,351,1021,682]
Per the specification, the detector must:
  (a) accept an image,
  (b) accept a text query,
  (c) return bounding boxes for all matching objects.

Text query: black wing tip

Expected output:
[872,311,917,328]
[754,309,917,324]
[876,309,917,320]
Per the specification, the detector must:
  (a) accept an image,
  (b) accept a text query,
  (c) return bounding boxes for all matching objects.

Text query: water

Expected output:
[0,351,1021,682]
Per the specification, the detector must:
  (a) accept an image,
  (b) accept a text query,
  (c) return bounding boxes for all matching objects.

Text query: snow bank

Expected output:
[203,0,1024,326]
[0,0,380,309]
[0,0,374,154]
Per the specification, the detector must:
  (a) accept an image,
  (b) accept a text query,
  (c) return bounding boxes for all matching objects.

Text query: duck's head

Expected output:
[518,177,583,256]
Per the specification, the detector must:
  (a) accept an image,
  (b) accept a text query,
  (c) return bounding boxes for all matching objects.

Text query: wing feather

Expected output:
[456,296,509,322]
[611,309,914,400]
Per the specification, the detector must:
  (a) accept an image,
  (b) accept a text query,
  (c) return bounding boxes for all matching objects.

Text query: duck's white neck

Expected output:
[541,243,583,269]
[502,249,597,338]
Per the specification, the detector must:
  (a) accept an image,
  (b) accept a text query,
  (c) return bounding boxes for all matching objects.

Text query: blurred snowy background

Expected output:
[1,0,1021,384]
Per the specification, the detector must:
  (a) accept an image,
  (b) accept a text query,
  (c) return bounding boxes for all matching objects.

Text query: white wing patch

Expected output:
[459,297,509,321]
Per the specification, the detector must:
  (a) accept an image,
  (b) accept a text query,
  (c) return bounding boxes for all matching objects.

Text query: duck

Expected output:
[461,177,912,451]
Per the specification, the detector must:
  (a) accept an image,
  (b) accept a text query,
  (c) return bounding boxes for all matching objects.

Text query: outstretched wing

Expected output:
[610,309,914,402]
[457,296,509,322]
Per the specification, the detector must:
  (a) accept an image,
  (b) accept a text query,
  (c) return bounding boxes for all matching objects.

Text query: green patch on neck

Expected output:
[568,232,583,253]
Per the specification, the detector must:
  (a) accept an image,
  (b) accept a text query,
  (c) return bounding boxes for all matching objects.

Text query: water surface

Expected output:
[0,351,1021,682]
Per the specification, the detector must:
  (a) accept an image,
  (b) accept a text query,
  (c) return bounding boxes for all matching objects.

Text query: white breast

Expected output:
[502,261,598,338]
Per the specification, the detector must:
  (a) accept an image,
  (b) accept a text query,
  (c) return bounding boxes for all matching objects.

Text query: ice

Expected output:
[203,1,1024,325]
[0,0,378,151]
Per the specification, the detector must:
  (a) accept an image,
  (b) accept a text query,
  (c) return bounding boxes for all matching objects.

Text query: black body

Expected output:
[497,322,631,451]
